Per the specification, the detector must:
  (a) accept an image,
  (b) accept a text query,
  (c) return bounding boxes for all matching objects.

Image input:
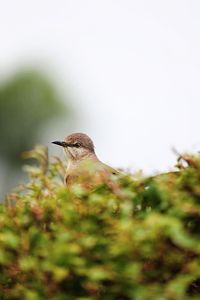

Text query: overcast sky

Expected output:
[1,0,200,173]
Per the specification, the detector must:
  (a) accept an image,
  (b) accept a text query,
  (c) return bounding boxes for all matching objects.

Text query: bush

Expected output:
[1,146,200,300]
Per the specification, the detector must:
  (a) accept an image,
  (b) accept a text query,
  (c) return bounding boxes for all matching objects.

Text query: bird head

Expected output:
[52,133,96,161]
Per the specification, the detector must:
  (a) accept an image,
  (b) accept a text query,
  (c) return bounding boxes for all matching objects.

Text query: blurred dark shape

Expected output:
[0,69,70,197]
[0,70,66,166]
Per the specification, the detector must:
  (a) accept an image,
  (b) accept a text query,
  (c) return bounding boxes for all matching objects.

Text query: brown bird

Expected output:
[52,133,119,189]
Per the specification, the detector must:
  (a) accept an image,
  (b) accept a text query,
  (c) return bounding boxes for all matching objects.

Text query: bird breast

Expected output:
[64,159,116,190]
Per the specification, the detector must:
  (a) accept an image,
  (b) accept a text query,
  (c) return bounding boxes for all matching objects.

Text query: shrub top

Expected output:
[1,146,200,300]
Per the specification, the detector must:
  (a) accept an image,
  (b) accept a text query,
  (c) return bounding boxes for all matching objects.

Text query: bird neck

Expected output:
[66,152,99,169]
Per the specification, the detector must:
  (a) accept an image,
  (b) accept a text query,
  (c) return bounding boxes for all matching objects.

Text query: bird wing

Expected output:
[100,162,120,175]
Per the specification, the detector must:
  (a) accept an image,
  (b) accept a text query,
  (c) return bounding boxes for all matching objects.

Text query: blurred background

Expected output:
[0,0,200,197]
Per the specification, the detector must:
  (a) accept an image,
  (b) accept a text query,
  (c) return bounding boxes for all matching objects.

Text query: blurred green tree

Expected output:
[0,69,70,195]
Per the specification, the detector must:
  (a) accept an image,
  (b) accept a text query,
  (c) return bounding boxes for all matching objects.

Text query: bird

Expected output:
[52,133,119,190]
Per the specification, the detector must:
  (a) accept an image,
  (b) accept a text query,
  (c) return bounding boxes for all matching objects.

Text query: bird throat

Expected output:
[63,146,97,163]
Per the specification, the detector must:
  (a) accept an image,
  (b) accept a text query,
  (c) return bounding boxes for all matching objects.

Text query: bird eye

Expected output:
[74,142,81,148]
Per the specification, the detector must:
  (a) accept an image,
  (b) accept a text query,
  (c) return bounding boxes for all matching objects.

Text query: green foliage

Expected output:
[0,70,66,166]
[1,148,200,299]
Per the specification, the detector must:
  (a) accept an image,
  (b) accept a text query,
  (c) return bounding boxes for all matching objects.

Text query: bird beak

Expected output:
[52,141,70,147]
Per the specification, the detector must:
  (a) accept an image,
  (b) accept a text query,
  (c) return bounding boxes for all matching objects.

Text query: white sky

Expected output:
[1,0,200,173]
